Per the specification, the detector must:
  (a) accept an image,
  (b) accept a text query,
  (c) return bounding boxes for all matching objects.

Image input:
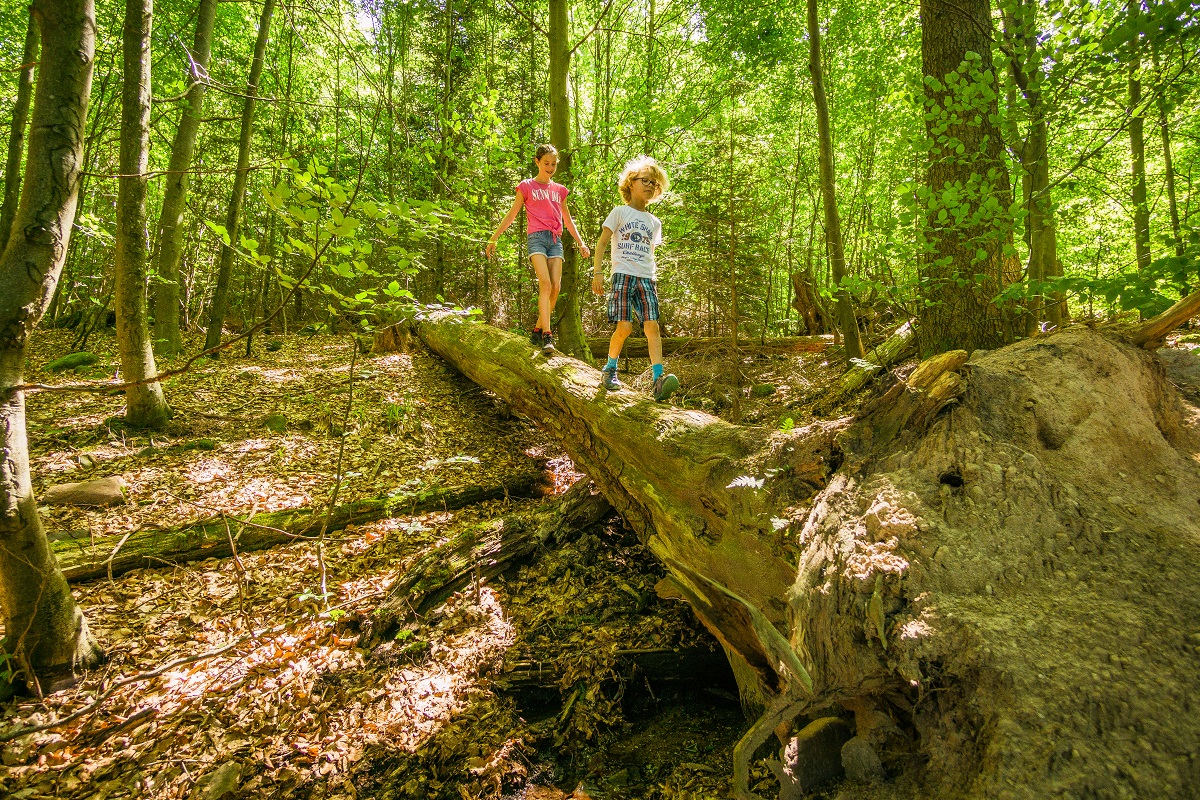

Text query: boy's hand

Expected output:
[590,273,604,296]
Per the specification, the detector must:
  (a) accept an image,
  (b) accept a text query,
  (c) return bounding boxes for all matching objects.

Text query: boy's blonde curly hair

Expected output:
[618,156,669,203]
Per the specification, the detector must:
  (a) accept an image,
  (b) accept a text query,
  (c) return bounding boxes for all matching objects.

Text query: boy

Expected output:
[590,156,679,402]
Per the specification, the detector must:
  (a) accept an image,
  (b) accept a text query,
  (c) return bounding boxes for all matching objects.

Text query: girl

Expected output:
[486,144,589,354]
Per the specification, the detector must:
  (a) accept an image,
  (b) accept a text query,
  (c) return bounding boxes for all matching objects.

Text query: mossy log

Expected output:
[586,335,832,361]
[812,319,917,414]
[53,471,548,582]
[372,478,612,629]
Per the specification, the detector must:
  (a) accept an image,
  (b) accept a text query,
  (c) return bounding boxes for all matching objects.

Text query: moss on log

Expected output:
[53,471,548,582]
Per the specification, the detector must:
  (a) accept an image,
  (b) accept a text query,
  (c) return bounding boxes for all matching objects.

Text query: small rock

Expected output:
[43,476,126,507]
[842,736,884,782]
[776,717,853,794]
[263,413,287,433]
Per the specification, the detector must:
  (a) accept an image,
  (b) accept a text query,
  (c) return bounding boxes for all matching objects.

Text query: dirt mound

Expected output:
[793,328,1200,798]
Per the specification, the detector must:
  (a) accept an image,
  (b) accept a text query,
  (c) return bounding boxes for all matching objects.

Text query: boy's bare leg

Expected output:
[607,320,633,360]
[644,320,664,366]
[530,253,553,331]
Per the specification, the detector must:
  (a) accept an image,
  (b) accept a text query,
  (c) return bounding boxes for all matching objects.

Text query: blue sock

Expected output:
[606,357,618,370]
[652,363,664,380]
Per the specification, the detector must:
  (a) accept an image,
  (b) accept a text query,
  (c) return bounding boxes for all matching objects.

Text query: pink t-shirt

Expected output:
[517,179,568,236]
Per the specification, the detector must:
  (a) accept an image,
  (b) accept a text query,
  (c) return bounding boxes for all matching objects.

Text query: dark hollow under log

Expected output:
[586,335,833,361]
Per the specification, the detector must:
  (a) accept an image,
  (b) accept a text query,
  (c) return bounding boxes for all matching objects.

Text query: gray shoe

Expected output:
[653,373,679,402]
[541,331,556,354]
[529,329,544,347]
[601,366,621,390]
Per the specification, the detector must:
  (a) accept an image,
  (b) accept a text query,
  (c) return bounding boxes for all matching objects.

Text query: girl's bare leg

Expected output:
[530,253,553,331]
[547,257,563,319]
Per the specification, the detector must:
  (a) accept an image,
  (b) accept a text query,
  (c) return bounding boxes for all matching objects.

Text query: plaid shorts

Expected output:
[607,273,660,323]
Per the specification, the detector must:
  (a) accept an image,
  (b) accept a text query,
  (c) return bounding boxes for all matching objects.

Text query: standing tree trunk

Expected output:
[0,13,39,254]
[1003,0,1063,332]
[917,0,1015,355]
[547,0,589,362]
[1128,21,1151,275]
[0,0,103,693]
[807,0,865,362]
[203,0,275,353]
[115,0,170,429]
[151,0,217,355]
[1153,47,1183,259]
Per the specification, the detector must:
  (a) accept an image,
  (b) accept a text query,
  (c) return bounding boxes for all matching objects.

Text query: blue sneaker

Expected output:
[652,373,679,402]
[601,366,621,390]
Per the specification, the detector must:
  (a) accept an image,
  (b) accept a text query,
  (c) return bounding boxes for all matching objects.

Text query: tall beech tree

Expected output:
[0,12,38,254]
[0,0,103,691]
[204,0,275,353]
[151,0,218,355]
[917,0,1016,354]
[114,0,170,428]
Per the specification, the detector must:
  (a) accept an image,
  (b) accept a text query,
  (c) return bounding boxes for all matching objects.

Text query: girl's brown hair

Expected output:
[534,143,558,161]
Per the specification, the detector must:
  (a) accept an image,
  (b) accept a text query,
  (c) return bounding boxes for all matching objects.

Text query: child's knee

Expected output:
[614,321,633,336]
[643,320,661,336]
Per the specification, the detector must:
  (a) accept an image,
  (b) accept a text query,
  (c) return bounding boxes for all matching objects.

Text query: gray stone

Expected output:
[776,716,853,795]
[43,476,126,507]
[841,736,884,782]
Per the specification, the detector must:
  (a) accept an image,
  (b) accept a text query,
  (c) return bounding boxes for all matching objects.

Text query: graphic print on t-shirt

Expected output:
[603,205,662,280]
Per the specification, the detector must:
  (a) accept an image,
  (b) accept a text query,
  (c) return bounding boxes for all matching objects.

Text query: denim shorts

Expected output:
[608,273,660,323]
[527,229,564,259]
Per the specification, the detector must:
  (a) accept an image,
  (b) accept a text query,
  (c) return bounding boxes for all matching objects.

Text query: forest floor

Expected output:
[0,326,849,800]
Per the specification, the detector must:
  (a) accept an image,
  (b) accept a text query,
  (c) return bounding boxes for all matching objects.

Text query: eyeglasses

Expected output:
[636,177,660,189]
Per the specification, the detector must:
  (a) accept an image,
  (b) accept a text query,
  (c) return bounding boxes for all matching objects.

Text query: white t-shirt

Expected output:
[603,205,663,280]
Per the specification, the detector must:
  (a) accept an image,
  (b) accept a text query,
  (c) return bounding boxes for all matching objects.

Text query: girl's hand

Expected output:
[485,241,497,260]
[591,273,605,296]
[579,243,591,259]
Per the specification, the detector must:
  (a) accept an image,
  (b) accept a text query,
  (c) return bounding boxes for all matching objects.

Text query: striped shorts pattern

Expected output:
[607,273,660,323]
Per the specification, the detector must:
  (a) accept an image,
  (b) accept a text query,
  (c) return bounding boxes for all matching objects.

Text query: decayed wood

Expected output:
[837,349,969,466]
[54,471,548,582]
[372,320,416,354]
[376,478,611,625]
[813,320,917,414]
[586,335,832,360]
[1128,288,1200,348]
[416,313,843,702]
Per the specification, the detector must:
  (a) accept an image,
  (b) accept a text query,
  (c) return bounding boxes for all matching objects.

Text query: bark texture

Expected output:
[151,0,218,355]
[115,0,170,428]
[0,0,103,689]
[0,13,39,254]
[917,0,1015,354]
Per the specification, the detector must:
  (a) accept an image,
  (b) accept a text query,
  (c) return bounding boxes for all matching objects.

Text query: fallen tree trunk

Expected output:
[53,471,548,582]
[416,313,1200,800]
[586,335,833,360]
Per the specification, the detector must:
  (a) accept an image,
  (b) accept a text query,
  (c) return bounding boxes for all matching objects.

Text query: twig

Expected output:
[315,337,359,609]
[104,527,141,582]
